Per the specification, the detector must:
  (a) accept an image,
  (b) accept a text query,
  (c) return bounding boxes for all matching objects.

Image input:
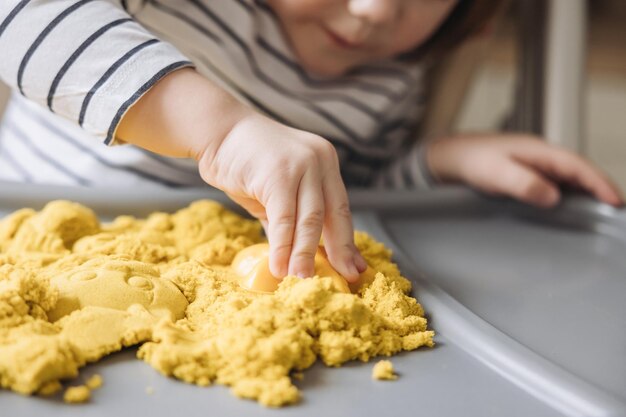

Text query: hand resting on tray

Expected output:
[426,134,624,208]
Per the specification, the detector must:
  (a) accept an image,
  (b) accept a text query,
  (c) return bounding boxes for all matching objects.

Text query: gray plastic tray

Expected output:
[0,181,624,417]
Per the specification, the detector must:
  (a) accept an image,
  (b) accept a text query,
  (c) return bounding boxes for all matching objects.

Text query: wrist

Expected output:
[196,106,262,185]
[426,139,449,183]
[416,142,439,187]
[193,88,253,164]
[425,137,463,184]
[117,68,251,161]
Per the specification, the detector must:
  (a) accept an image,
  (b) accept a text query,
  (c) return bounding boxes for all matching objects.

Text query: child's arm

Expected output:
[0,0,192,144]
[0,1,366,280]
[426,134,623,207]
[118,68,367,281]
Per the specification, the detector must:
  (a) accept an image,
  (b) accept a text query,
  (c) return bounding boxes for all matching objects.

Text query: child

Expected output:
[0,0,622,283]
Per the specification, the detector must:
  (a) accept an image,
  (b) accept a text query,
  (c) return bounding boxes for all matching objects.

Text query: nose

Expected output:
[347,0,398,25]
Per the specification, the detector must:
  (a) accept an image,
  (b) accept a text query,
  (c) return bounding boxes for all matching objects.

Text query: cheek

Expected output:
[389,3,458,54]
[390,25,433,55]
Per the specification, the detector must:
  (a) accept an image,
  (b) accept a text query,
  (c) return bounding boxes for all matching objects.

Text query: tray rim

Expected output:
[360,211,626,417]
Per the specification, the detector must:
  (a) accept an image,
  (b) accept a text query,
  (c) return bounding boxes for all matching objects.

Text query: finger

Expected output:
[224,192,272,239]
[473,157,561,208]
[512,143,624,206]
[225,192,268,220]
[260,219,269,238]
[264,183,298,278]
[288,169,325,278]
[321,167,363,282]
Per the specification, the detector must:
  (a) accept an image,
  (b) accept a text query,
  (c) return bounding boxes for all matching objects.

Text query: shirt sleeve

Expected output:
[0,0,194,145]
[372,140,437,189]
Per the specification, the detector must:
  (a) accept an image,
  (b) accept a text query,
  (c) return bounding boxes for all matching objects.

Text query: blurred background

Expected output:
[452,0,626,190]
[1,0,624,189]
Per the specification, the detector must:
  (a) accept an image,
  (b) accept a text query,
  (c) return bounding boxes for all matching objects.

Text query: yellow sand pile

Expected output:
[0,200,433,406]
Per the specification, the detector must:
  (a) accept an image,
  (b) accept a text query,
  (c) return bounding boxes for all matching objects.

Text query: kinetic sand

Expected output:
[0,200,433,407]
[372,360,398,380]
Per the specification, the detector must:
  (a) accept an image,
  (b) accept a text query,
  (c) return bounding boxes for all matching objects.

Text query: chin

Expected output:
[297,55,353,78]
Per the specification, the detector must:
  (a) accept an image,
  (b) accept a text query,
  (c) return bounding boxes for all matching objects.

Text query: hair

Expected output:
[403,0,505,62]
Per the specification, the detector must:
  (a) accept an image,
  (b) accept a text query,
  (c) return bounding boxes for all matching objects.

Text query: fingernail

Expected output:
[291,265,311,278]
[344,261,359,280]
[547,190,560,206]
[540,189,560,207]
[270,265,285,279]
[353,253,367,272]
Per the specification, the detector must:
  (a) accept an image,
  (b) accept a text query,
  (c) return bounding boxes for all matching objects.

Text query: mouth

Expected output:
[322,27,364,50]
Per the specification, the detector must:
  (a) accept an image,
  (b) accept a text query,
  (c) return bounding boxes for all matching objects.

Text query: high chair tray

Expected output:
[1,182,624,417]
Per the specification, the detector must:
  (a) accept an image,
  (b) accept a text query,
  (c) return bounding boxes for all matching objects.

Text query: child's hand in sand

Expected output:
[117,69,365,282]
[426,134,623,207]
[198,112,367,281]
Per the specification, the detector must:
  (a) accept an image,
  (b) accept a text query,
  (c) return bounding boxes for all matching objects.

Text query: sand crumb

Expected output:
[372,360,398,380]
[63,385,91,403]
[86,374,103,390]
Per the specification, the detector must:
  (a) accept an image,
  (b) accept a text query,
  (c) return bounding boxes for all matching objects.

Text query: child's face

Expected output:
[267,0,458,76]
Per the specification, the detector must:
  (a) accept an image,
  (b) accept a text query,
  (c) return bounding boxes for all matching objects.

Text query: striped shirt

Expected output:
[0,0,433,189]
